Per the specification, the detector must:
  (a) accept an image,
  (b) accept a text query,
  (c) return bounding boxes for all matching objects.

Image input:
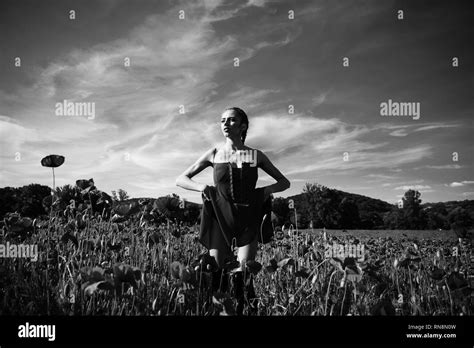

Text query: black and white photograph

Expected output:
[0,0,473,345]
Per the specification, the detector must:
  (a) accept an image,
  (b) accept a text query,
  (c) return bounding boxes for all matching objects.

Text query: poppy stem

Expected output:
[444,278,453,314]
[340,281,347,315]
[325,270,337,316]
[52,167,55,191]
[197,265,202,315]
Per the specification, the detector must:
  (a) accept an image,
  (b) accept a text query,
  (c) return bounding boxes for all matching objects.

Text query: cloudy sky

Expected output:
[1,0,473,204]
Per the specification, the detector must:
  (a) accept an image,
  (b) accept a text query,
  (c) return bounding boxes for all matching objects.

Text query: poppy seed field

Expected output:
[1,212,472,316]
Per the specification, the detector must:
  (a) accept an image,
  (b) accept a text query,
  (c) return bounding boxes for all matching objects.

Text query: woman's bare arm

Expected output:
[175,147,215,193]
[257,150,290,198]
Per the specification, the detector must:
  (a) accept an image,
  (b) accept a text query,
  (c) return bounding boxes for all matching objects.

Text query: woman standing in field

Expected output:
[176,107,290,315]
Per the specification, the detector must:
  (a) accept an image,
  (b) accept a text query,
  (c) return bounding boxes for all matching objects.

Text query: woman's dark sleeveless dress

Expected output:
[199,148,266,250]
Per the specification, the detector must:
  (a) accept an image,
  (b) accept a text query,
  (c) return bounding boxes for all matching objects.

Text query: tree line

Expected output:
[1,182,473,235]
[271,183,474,235]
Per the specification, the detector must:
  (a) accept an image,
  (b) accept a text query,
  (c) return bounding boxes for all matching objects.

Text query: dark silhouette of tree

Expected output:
[447,207,472,238]
[55,184,79,203]
[383,209,403,229]
[425,211,447,229]
[118,189,130,201]
[400,189,427,229]
[0,184,51,218]
[423,204,449,230]
[111,190,118,201]
[111,189,129,201]
[271,197,290,226]
[303,183,341,228]
[338,197,360,229]
[0,187,20,217]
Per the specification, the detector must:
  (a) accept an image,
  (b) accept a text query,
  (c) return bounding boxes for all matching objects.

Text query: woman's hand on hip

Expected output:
[263,187,273,202]
[201,184,211,201]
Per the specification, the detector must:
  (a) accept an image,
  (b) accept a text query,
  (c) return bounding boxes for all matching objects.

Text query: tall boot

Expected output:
[245,274,258,314]
[230,271,245,315]
[211,268,229,294]
[231,272,258,316]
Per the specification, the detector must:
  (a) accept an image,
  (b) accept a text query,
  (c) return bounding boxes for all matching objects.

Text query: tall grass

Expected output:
[0,210,472,316]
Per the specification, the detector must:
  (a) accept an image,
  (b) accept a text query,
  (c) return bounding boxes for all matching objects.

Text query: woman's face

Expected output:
[220,110,246,139]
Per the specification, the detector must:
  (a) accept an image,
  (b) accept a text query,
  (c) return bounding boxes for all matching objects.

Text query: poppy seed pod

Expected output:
[41,154,65,168]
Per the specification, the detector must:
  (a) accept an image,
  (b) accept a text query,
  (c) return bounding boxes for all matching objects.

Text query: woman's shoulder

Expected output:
[195,147,218,167]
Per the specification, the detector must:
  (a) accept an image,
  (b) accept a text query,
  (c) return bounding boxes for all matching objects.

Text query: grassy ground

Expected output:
[0,214,472,316]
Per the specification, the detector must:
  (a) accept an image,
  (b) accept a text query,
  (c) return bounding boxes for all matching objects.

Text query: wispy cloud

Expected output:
[414,124,460,132]
[394,185,432,191]
[424,164,463,169]
[389,129,409,137]
[376,122,461,137]
[286,144,431,176]
[312,91,330,107]
[448,181,474,187]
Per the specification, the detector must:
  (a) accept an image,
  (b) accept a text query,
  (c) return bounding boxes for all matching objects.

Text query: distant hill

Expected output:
[271,183,474,231]
[422,200,474,211]
[278,185,394,229]
[287,189,394,212]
